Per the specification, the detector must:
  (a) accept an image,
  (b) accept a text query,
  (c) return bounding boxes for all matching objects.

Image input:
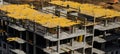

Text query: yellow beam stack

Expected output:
[50,1,120,18]
[0,4,79,28]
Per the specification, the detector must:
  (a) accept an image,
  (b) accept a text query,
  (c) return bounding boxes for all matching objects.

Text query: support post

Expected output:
[83,18,87,54]
[46,28,49,49]
[114,17,117,22]
[20,32,22,50]
[71,38,74,54]
[91,29,94,54]
[41,0,44,9]
[70,26,74,46]
[101,43,105,50]
[104,19,108,27]
[70,26,74,54]
[26,31,29,54]
[6,21,9,37]
[33,21,36,54]
[33,34,36,54]
[57,26,60,53]
[83,27,86,54]
[1,41,3,54]
[46,40,49,49]
[6,20,9,54]
[91,16,96,54]
[103,30,107,38]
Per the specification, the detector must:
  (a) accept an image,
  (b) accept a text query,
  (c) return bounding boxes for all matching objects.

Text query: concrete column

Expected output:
[33,34,36,54]
[57,26,60,53]
[45,28,49,49]
[91,16,96,54]
[41,0,44,9]
[0,19,1,26]
[103,20,107,38]
[1,41,3,54]
[71,51,74,54]
[70,26,74,54]
[101,43,105,50]
[6,21,9,37]
[20,32,22,50]
[6,43,8,54]
[1,20,3,27]
[70,38,74,46]
[46,40,49,49]
[26,31,29,54]
[103,30,107,39]
[83,27,87,54]
[33,22,36,54]
[83,19,87,54]
[104,20,108,27]
[114,18,117,22]
[71,38,74,54]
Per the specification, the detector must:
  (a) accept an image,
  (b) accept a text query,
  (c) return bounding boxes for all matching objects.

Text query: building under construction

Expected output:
[0,0,120,54]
